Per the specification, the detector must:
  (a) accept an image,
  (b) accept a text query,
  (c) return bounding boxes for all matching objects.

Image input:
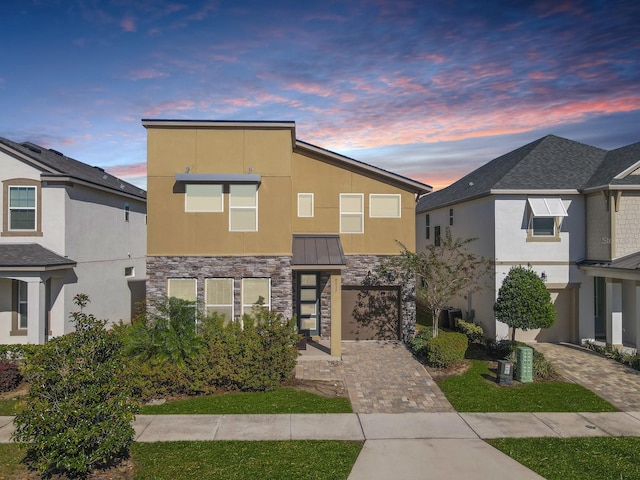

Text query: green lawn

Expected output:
[0,441,363,480]
[437,359,617,412]
[140,388,352,414]
[0,397,23,416]
[488,437,640,480]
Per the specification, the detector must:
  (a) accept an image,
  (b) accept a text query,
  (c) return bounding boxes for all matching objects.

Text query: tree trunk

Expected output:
[511,327,516,343]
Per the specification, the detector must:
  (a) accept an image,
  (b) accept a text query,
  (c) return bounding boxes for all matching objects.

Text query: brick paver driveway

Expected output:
[534,342,640,411]
[296,341,453,413]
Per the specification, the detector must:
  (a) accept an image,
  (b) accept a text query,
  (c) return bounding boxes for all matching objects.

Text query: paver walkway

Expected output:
[534,342,640,411]
[295,341,453,413]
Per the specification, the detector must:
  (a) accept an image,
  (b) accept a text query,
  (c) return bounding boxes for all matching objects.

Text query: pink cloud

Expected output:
[107,162,147,179]
[120,16,136,32]
[528,71,557,80]
[128,68,168,80]
[143,99,196,116]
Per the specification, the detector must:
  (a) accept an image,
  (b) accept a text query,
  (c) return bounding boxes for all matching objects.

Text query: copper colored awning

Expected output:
[292,235,347,270]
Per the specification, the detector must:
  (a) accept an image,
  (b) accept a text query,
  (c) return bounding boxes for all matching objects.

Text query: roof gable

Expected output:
[0,137,146,200]
[584,141,640,190]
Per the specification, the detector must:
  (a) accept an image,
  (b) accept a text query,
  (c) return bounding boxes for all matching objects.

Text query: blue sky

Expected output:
[1,0,639,190]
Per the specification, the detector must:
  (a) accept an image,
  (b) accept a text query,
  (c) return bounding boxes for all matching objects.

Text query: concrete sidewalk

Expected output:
[4,412,640,479]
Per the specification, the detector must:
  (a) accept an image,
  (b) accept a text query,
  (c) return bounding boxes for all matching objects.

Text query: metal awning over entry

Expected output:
[291,235,347,270]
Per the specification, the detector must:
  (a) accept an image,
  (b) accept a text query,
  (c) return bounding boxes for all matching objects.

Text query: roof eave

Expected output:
[41,175,147,201]
[582,184,640,194]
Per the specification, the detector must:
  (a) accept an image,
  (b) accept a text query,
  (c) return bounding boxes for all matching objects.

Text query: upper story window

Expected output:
[527,198,567,240]
[3,179,42,237]
[340,193,364,234]
[185,184,223,212]
[449,208,454,226]
[9,186,36,231]
[124,203,130,222]
[434,225,441,247]
[369,194,401,218]
[229,184,258,232]
[298,193,314,217]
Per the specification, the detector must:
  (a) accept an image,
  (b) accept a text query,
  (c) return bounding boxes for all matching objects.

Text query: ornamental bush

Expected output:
[0,360,21,392]
[12,294,139,477]
[456,319,484,344]
[410,330,468,368]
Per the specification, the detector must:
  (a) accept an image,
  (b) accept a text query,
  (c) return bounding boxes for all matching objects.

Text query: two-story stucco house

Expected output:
[416,135,640,348]
[143,120,431,356]
[0,137,147,344]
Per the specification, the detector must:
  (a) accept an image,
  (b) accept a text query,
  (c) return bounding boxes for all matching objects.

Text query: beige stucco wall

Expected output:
[586,192,610,261]
[614,192,640,259]
[147,126,416,256]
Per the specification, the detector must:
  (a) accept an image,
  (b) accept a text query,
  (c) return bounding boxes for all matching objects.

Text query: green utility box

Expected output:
[516,346,533,383]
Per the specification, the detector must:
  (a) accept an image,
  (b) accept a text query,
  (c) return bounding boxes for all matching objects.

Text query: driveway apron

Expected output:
[534,342,640,411]
[296,340,453,413]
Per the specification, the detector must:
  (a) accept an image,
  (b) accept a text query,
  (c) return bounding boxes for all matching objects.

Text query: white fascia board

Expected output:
[614,159,640,180]
[582,184,640,194]
[490,189,579,195]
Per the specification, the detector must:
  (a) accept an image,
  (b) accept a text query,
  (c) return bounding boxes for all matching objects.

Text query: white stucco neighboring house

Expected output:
[0,137,147,344]
[416,135,640,348]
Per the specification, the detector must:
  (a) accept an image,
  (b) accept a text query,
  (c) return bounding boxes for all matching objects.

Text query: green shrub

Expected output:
[12,294,139,477]
[489,340,557,380]
[456,319,484,343]
[0,361,21,392]
[0,344,41,361]
[412,331,468,368]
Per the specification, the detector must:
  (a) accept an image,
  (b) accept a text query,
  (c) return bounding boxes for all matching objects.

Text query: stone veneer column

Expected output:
[330,273,341,357]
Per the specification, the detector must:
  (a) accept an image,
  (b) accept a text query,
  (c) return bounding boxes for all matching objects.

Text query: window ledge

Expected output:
[2,230,43,237]
[10,329,27,336]
[526,235,561,243]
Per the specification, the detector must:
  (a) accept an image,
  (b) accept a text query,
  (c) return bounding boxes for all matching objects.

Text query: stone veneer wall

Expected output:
[147,254,416,343]
[146,256,293,320]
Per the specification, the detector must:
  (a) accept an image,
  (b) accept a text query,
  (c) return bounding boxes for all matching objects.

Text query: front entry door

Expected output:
[297,273,319,336]
[594,277,606,340]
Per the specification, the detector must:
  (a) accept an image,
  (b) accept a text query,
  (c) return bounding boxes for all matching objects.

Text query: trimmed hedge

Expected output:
[410,330,468,368]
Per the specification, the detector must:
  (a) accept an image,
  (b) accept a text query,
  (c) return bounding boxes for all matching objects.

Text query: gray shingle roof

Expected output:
[0,244,76,270]
[579,252,640,272]
[0,137,146,200]
[417,135,640,213]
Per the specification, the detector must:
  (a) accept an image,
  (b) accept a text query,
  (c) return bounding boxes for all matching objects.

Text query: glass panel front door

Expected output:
[297,273,319,336]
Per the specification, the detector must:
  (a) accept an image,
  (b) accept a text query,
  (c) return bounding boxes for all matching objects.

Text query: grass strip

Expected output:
[140,388,352,414]
[437,359,617,412]
[488,437,640,480]
[131,440,363,480]
[0,397,23,416]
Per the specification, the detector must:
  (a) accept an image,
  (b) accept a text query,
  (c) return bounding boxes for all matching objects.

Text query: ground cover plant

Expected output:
[140,388,352,414]
[0,441,363,480]
[488,437,640,480]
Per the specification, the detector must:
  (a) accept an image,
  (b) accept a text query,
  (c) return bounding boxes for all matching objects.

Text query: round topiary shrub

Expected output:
[424,331,469,368]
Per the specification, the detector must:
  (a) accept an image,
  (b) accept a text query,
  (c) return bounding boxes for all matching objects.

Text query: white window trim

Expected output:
[297,193,314,218]
[529,216,558,237]
[340,193,364,234]
[241,278,271,316]
[185,184,224,213]
[369,193,401,218]
[229,185,258,232]
[125,266,135,277]
[8,185,37,232]
[205,278,234,320]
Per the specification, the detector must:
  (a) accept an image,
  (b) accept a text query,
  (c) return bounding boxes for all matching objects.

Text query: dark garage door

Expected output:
[341,286,401,340]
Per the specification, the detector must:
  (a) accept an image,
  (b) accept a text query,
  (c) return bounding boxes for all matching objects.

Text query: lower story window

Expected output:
[205,278,234,321]
[10,280,28,335]
[167,278,196,302]
[242,278,270,315]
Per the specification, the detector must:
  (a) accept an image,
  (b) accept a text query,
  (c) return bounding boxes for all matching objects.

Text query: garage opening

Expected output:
[341,286,401,340]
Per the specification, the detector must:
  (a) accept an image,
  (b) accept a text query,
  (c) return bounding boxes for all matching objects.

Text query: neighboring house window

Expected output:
[425,214,430,239]
[205,278,234,321]
[298,193,314,217]
[229,184,258,231]
[185,184,223,212]
[340,193,364,233]
[8,186,36,231]
[124,203,130,222]
[369,194,401,218]
[11,280,27,335]
[434,225,441,247]
[167,278,197,302]
[527,198,567,240]
[449,208,454,226]
[242,278,270,315]
[2,179,42,236]
[124,267,135,277]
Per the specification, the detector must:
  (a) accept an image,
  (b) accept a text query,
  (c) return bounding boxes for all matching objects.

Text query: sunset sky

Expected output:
[1,0,639,190]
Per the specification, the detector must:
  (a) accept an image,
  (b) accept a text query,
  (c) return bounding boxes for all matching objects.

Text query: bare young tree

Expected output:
[395,228,492,337]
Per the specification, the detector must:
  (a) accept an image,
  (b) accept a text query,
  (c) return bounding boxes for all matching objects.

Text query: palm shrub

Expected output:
[13,294,138,477]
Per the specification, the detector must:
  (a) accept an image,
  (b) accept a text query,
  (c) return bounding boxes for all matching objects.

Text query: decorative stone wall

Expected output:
[146,256,293,320]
